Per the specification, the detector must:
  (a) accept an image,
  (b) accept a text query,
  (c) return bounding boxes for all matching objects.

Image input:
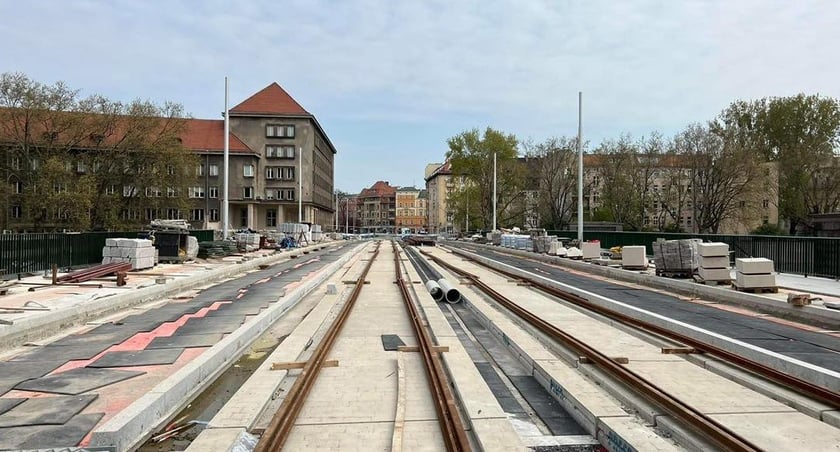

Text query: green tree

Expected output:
[0,72,194,231]
[446,127,524,230]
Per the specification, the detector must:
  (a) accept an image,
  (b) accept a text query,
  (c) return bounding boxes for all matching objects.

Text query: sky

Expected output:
[1,0,838,193]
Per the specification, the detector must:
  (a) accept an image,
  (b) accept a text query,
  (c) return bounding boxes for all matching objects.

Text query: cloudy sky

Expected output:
[1,0,837,192]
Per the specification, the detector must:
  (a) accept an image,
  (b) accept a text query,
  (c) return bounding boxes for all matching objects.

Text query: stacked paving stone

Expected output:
[735,258,776,289]
[234,233,261,252]
[621,246,648,269]
[102,238,156,270]
[652,239,698,275]
[697,242,731,283]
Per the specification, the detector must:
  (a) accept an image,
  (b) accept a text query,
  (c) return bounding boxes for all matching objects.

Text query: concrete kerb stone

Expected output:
[459,244,840,327]
[451,246,840,395]
[0,244,330,351]
[88,243,365,452]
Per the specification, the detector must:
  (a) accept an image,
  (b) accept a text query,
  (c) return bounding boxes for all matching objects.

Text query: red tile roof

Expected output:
[359,180,397,198]
[230,82,309,116]
[181,119,251,153]
[425,161,452,181]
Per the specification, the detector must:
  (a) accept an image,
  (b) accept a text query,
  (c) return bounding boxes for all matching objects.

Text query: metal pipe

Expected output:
[424,280,444,302]
[437,278,461,304]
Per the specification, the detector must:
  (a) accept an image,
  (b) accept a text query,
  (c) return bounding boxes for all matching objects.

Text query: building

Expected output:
[1,82,337,233]
[395,186,427,233]
[358,180,397,233]
[424,162,454,234]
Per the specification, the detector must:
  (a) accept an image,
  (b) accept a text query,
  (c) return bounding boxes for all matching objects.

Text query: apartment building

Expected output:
[1,82,337,232]
[358,180,397,233]
[424,162,455,234]
[395,186,428,233]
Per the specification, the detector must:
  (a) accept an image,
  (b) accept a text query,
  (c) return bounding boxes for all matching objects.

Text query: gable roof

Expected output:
[424,161,452,181]
[230,82,309,116]
[359,180,397,198]
[181,119,252,153]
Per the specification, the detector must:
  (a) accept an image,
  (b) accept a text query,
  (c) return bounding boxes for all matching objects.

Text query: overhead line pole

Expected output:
[223,77,230,239]
[577,91,583,243]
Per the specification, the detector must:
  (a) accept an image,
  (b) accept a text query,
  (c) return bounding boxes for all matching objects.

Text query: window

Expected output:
[167,208,182,220]
[145,208,158,220]
[240,208,248,227]
[283,189,295,201]
[11,205,22,219]
[762,199,769,208]
[209,164,219,176]
[31,158,39,170]
[265,124,295,138]
[209,208,220,222]
[12,180,22,194]
[739,200,746,208]
[281,166,295,180]
[10,157,20,170]
[266,167,277,179]
[145,187,162,197]
[266,145,295,158]
[266,189,275,200]
[120,209,139,220]
[64,161,73,172]
[123,185,136,197]
[105,185,116,195]
[209,186,219,198]
[243,164,254,177]
[167,187,177,198]
[189,187,205,198]
[196,164,204,176]
[77,162,87,173]
[243,187,254,199]
[191,209,204,221]
[266,209,277,227]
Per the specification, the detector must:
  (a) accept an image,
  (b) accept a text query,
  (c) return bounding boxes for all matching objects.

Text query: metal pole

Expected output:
[334,192,338,232]
[223,77,230,239]
[577,91,583,242]
[345,197,349,233]
[492,152,497,231]
[298,146,303,224]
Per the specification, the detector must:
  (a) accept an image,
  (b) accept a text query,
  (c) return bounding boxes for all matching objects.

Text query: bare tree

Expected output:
[523,137,579,230]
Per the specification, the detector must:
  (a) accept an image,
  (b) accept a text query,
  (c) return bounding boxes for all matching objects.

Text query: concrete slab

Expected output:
[15,367,145,395]
[87,348,184,368]
[0,412,104,450]
[709,411,840,451]
[184,427,248,452]
[0,393,97,427]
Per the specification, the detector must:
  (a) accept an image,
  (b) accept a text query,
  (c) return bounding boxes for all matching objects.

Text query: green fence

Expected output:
[548,230,840,280]
[1,230,216,277]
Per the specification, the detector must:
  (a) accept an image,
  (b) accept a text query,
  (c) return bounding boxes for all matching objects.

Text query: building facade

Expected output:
[424,162,454,234]
[395,186,427,233]
[358,180,397,233]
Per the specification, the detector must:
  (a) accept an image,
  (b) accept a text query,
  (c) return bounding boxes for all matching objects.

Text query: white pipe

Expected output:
[437,278,461,304]
[424,280,444,302]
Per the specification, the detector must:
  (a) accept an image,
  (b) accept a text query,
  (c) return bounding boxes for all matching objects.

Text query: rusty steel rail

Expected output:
[420,248,763,452]
[255,242,381,452]
[446,244,840,409]
[392,242,472,452]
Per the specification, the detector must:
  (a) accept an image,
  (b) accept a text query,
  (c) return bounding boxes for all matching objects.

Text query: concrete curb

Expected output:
[0,244,329,351]
[456,244,840,327]
[449,246,840,394]
[88,243,365,452]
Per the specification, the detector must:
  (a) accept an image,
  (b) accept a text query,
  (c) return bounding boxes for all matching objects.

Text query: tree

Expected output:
[522,137,579,230]
[446,127,524,230]
[0,72,194,231]
[716,94,840,233]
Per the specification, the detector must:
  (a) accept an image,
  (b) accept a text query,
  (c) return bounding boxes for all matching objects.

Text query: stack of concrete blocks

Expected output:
[501,234,529,249]
[621,246,648,269]
[515,235,533,251]
[280,223,311,244]
[533,236,557,254]
[311,224,323,242]
[697,242,731,283]
[487,231,502,246]
[652,239,697,275]
[185,236,199,260]
[735,258,776,290]
[234,233,261,252]
[102,238,155,270]
[566,246,583,259]
[548,241,567,256]
[580,241,601,261]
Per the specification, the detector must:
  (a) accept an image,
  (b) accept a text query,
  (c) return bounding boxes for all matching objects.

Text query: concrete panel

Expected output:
[736,258,775,274]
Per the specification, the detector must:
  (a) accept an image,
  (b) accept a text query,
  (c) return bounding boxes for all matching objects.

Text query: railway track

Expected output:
[255,241,471,451]
[418,246,764,451]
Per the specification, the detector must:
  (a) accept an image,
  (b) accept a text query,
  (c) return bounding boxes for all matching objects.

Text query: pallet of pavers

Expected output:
[652,239,696,277]
[695,242,731,285]
[102,238,156,270]
[734,257,777,293]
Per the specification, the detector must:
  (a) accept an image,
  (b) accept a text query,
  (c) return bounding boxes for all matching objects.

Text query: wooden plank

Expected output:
[396,345,449,353]
[271,359,339,371]
[391,354,406,452]
[661,347,698,354]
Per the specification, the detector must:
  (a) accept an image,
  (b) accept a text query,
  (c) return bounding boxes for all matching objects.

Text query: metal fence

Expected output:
[1,230,215,277]
[547,230,840,280]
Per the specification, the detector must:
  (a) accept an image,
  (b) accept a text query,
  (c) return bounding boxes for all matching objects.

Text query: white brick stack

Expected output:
[621,246,648,269]
[102,238,155,270]
[580,241,601,260]
[234,233,261,252]
[697,242,731,282]
[735,258,776,289]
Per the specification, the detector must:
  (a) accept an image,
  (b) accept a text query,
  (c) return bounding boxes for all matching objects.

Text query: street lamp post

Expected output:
[577,91,584,243]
